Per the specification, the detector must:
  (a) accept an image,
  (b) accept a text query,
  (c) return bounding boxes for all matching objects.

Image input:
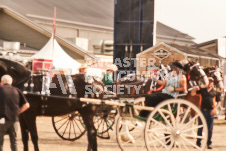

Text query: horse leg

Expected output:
[28,116,39,151]
[80,106,97,151]
[19,116,29,151]
[21,113,39,151]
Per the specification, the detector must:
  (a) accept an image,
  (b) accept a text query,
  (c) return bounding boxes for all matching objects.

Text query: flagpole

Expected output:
[52,7,56,60]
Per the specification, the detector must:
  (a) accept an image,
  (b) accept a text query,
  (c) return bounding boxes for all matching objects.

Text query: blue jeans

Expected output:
[197,109,214,146]
[0,121,18,151]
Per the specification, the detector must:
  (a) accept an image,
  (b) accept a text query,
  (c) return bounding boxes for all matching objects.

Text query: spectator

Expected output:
[0,75,30,151]
[191,77,221,149]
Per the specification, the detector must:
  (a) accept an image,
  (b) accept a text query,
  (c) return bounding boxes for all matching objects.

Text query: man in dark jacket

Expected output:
[191,77,221,149]
[0,75,30,151]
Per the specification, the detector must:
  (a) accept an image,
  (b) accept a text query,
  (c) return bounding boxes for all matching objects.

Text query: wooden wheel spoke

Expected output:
[176,103,181,124]
[105,118,114,129]
[69,121,72,138]
[96,119,104,131]
[167,104,176,127]
[180,135,202,151]
[179,138,189,151]
[181,124,203,133]
[94,116,101,123]
[147,126,166,131]
[98,119,106,134]
[150,117,169,130]
[71,119,77,137]
[180,114,199,131]
[62,120,70,136]
[56,118,69,131]
[157,109,173,130]
[72,119,84,133]
[181,133,205,139]
[148,133,157,150]
[147,133,170,148]
[147,129,171,135]
[180,106,191,124]
[54,116,68,123]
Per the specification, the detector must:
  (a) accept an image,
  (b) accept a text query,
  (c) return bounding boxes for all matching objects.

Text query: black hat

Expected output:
[171,61,184,70]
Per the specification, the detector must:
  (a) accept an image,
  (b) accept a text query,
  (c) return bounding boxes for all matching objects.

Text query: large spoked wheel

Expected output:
[94,109,117,139]
[145,99,208,151]
[116,116,146,151]
[52,112,86,141]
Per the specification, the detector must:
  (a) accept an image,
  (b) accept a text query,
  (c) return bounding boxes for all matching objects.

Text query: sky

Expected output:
[156,0,226,43]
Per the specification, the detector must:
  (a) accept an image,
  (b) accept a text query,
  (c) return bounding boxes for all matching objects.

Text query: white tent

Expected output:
[32,35,81,74]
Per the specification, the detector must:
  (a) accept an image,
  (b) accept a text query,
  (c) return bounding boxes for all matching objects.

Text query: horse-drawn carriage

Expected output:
[1,58,224,151]
[24,92,208,151]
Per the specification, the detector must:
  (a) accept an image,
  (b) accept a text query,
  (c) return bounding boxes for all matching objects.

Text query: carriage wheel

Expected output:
[52,112,86,141]
[94,109,117,139]
[145,99,208,151]
[116,116,147,151]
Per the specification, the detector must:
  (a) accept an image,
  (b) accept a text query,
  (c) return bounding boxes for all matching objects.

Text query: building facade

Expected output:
[0,0,196,64]
[137,42,221,74]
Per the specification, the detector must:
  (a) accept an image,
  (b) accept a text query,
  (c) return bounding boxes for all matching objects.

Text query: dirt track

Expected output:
[2,116,226,151]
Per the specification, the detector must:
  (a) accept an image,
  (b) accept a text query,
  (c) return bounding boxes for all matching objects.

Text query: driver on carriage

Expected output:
[78,63,89,74]
[139,61,187,117]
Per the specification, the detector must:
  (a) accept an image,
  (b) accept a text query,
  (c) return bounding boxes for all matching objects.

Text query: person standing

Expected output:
[0,75,30,151]
[191,77,221,149]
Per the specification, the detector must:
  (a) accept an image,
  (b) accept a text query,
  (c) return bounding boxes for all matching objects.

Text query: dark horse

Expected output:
[203,66,224,92]
[184,62,224,114]
[0,58,103,151]
[181,61,209,116]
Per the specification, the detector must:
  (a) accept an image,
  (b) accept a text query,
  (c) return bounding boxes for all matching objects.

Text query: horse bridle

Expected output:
[191,63,207,81]
[210,70,223,85]
[188,63,207,89]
